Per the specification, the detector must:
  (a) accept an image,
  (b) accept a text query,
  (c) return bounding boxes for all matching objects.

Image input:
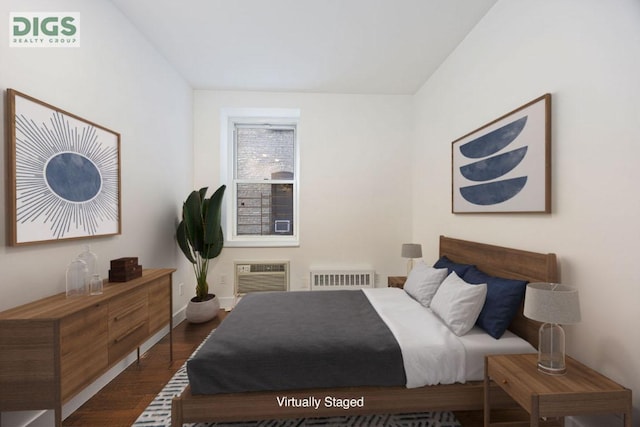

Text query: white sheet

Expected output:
[363,287,466,388]
[458,326,536,381]
[363,287,536,386]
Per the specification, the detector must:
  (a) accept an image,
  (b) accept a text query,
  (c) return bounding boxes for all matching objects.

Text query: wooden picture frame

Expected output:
[6,89,121,245]
[452,94,551,213]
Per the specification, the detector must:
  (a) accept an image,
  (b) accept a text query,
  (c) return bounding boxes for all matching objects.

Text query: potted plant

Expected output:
[176,184,226,323]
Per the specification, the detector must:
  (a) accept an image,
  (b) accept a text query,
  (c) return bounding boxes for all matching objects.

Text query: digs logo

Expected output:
[10,12,80,47]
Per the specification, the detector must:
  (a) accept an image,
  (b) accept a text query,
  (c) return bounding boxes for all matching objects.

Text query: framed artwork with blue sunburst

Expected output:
[7,89,121,245]
[452,93,551,213]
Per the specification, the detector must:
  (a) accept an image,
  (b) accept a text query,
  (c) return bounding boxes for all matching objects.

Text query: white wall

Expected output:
[413,0,640,424]
[0,0,193,424]
[4,0,639,425]
[194,90,413,304]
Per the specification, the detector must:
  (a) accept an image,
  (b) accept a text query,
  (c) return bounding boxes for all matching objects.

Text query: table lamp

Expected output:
[523,282,581,375]
[401,243,422,275]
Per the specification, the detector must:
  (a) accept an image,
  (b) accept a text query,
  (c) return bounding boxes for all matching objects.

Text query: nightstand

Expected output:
[387,276,407,288]
[484,353,632,427]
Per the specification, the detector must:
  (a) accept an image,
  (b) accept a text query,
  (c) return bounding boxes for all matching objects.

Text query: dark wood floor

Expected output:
[62,309,543,427]
[63,311,227,427]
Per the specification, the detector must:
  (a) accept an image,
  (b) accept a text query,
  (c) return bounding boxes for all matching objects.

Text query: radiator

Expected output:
[310,270,375,291]
[235,261,289,295]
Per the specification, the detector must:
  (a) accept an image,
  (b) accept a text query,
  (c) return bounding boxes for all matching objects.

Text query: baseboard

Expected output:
[219,295,235,309]
[564,414,625,427]
[173,303,187,324]
[0,410,53,427]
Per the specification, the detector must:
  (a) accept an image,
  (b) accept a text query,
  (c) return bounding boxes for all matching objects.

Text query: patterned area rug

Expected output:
[132,332,462,427]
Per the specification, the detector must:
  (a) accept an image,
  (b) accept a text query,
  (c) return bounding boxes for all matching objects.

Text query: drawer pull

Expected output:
[502,379,508,385]
[114,321,146,343]
[114,305,143,321]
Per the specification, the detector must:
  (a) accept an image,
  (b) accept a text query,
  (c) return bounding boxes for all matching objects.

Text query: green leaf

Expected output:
[204,185,225,244]
[203,185,225,259]
[176,221,196,263]
[183,190,205,253]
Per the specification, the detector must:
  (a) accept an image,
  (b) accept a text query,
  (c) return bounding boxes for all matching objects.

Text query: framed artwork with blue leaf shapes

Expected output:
[7,89,121,245]
[452,93,551,213]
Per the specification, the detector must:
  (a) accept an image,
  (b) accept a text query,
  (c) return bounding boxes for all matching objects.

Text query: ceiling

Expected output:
[110,0,497,94]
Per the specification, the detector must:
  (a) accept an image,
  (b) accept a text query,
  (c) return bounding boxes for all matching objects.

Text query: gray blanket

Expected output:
[187,290,406,394]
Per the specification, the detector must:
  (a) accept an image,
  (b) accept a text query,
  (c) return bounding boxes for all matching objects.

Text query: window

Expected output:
[221,108,300,247]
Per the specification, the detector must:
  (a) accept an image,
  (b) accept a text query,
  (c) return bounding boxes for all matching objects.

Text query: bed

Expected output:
[171,236,558,426]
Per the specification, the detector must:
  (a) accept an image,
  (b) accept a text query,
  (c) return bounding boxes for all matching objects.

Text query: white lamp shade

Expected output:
[524,282,581,324]
[401,243,422,258]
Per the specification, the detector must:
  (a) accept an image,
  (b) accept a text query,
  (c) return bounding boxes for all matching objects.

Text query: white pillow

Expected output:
[403,262,448,307]
[430,271,487,336]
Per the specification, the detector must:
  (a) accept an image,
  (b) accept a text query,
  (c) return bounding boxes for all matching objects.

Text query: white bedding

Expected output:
[459,326,536,381]
[364,287,466,387]
[363,287,535,387]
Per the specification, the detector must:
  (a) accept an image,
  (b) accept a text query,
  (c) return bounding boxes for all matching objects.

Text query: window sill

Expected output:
[224,239,300,248]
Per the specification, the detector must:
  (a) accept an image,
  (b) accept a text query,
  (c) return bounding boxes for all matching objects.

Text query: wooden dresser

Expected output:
[0,268,175,427]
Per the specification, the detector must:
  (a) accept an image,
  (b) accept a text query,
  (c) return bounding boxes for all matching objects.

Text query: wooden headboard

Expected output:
[439,235,558,348]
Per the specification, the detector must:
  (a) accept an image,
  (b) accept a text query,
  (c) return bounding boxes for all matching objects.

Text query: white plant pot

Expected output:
[185,294,220,323]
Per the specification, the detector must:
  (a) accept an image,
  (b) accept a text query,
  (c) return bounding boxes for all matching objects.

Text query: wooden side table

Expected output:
[387,276,407,288]
[484,353,632,427]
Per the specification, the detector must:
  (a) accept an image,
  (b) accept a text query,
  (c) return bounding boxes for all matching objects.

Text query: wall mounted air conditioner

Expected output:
[234,261,290,296]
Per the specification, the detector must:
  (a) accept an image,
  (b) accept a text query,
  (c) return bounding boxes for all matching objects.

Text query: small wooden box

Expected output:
[109,265,142,282]
[110,257,139,270]
[109,257,142,282]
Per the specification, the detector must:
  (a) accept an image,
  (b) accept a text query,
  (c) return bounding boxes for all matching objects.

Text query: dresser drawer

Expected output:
[60,304,108,402]
[487,358,532,412]
[108,288,148,363]
[0,320,57,410]
[147,275,170,334]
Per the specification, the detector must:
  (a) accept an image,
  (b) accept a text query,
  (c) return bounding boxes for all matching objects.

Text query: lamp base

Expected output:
[537,322,567,376]
[406,258,414,275]
[537,362,567,376]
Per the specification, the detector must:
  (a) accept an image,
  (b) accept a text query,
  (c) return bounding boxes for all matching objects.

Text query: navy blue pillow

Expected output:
[462,266,527,339]
[433,256,473,277]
